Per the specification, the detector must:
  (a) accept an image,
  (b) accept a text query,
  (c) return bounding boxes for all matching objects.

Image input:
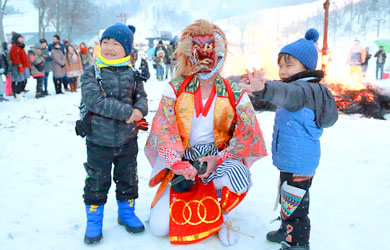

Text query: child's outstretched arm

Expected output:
[239,68,266,92]
[239,68,306,112]
[251,81,306,112]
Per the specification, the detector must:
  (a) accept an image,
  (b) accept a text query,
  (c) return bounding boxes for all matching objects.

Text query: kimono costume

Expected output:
[145,74,267,244]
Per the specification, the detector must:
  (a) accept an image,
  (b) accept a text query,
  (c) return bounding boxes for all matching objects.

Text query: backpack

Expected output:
[75,65,106,138]
[5,51,11,71]
[28,51,45,72]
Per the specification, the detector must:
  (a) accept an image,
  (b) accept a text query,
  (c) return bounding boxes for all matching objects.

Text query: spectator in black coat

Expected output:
[361,47,371,77]
[374,45,387,80]
[0,43,8,101]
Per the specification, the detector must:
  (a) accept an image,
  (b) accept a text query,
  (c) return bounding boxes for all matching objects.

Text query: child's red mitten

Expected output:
[135,119,148,131]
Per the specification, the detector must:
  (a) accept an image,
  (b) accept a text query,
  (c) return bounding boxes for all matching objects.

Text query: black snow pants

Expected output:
[83,138,139,205]
[280,172,313,247]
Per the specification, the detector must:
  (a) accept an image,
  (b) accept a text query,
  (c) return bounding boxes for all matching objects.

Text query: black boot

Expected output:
[56,85,63,94]
[11,82,16,98]
[54,80,59,94]
[36,78,44,98]
[55,80,63,94]
[267,218,287,243]
[58,79,64,94]
[22,79,29,93]
[280,241,309,250]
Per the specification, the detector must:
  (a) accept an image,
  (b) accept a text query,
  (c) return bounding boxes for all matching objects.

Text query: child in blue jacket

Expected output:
[240,29,338,250]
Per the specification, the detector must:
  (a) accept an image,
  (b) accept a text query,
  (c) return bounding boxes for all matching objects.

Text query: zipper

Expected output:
[115,68,121,146]
[275,129,280,152]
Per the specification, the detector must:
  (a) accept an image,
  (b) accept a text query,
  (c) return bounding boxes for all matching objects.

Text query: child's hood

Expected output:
[282,70,323,83]
[285,70,339,128]
[312,82,339,128]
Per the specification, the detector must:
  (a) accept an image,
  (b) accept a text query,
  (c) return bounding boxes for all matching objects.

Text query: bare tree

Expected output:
[46,0,63,36]
[62,0,93,42]
[234,18,248,54]
[329,4,343,46]
[152,5,162,36]
[0,0,8,44]
[42,8,51,38]
[357,1,372,40]
[373,0,389,38]
[34,0,52,39]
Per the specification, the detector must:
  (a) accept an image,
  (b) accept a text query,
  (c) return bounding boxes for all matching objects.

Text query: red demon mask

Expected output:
[192,34,216,73]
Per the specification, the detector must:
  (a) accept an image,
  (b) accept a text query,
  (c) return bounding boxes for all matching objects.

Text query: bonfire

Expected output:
[227,62,390,119]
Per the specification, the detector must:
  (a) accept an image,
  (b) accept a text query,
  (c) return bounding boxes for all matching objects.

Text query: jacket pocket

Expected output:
[275,129,280,152]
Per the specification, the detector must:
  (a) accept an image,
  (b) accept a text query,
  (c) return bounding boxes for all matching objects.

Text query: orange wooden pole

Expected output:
[322,0,330,73]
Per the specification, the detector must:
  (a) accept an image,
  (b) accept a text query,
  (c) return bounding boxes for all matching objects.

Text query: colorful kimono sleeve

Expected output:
[145,84,185,171]
[218,92,267,167]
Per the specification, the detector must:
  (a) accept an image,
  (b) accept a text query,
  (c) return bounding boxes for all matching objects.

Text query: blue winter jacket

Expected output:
[252,71,338,175]
[272,107,322,175]
[48,43,65,54]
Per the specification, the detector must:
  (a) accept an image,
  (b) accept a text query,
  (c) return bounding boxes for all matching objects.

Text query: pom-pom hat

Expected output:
[100,23,136,56]
[279,28,319,70]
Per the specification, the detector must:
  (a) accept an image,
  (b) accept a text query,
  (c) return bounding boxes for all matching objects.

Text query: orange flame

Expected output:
[218,17,377,112]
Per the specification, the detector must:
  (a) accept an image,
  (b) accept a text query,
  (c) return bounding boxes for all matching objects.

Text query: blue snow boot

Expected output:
[117,199,144,233]
[84,205,104,244]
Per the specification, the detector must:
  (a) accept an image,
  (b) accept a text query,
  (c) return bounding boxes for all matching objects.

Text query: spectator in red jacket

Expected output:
[9,33,31,100]
[346,39,366,83]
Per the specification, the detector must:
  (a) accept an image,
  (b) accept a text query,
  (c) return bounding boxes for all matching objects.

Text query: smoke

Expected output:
[187,0,317,20]
[90,0,318,38]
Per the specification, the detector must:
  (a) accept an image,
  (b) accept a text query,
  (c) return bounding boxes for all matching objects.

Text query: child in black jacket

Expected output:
[81,23,148,245]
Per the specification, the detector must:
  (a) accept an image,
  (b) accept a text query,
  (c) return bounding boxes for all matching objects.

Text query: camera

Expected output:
[171,160,208,193]
[189,159,207,175]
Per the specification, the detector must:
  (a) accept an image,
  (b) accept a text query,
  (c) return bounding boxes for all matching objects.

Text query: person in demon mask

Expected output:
[144,19,267,246]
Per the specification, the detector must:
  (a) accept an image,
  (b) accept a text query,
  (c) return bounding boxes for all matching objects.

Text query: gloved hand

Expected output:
[171,161,191,170]
[171,161,196,181]
[135,118,148,131]
[75,112,93,138]
[18,65,24,73]
[0,68,5,74]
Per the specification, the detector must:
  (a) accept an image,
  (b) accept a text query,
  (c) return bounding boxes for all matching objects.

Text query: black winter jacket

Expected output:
[81,65,148,147]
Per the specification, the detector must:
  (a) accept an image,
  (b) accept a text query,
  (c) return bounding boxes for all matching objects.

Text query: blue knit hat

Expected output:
[279,28,319,70]
[100,23,136,56]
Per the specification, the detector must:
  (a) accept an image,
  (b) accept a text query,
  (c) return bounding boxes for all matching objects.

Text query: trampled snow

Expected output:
[1,72,389,250]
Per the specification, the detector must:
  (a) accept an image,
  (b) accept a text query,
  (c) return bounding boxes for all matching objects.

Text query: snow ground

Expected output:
[0,72,389,250]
